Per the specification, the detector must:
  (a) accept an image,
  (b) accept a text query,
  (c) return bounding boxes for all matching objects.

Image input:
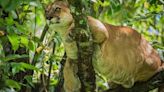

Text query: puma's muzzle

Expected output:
[46,14,53,20]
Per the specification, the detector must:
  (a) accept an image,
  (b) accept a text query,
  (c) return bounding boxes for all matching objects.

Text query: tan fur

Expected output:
[46,1,163,91]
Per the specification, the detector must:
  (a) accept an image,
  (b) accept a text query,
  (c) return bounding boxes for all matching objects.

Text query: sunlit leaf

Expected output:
[36,45,44,53]
[16,23,27,33]
[5,79,21,90]
[3,54,29,62]
[20,62,39,71]
[144,2,150,9]
[20,36,29,48]
[11,62,38,75]
[28,40,36,51]
[5,16,14,26]
[0,30,5,36]
[11,62,25,75]
[11,11,18,19]
[29,1,39,7]
[7,34,20,51]
[101,1,110,7]
[50,79,58,85]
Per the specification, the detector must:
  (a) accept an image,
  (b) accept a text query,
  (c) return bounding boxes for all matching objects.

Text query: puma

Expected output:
[46,1,164,92]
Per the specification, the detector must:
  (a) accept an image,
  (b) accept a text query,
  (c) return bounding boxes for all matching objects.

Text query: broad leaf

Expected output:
[7,34,20,51]
[24,75,34,87]
[5,79,21,91]
[28,40,36,51]
[11,63,25,75]
[5,16,14,26]
[20,62,39,71]
[2,54,28,62]
[20,36,29,48]
[11,62,38,75]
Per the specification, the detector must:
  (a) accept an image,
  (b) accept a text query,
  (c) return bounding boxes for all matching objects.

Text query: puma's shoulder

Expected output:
[104,23,141,40]
[87,16,141,45]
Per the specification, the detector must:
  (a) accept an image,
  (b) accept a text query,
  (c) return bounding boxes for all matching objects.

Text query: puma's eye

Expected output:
[54,7,61,12]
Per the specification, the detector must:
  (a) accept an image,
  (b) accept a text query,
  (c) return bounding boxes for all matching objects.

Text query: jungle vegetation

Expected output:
[0,0,163,92]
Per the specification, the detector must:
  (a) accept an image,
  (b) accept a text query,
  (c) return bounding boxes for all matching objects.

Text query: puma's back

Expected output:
[46,1,163,90]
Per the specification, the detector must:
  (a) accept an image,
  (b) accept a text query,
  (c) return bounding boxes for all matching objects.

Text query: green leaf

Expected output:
[28,40,35,51]
[29,1,39,7]
[4,0,22,11]
[20,36,29,48]
[5,79,21,90]
[16,23,27,33]
[0,43,5,59]
[0,0,10,10]
[0,18,5,26]
[20,62,39,71]
[7,34,20,51]
[33,36,40,43]
[53,63,58,70]
[11,62,38,75]
[11,62,25,75]
[11,11,18,19]
[50,79,58,85]
[5,16,14,26]
[24,75,34,87]
[2,54,29,62]
[101,1,110,7]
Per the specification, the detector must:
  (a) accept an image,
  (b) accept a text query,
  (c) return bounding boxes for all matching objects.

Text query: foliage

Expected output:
[0,0,163,91]
[0,0,63,91]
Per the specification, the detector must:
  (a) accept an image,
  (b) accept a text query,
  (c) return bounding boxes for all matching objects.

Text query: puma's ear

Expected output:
[54,0,69,7]
[87,16,109,43]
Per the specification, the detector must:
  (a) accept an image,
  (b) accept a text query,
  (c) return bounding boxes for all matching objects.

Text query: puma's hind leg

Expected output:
[63,58,81,92]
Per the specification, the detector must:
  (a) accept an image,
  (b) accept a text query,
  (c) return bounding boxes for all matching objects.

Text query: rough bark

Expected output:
[67,0,96,91]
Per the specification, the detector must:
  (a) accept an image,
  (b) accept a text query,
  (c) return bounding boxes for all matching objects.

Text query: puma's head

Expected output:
[45,1,73,34]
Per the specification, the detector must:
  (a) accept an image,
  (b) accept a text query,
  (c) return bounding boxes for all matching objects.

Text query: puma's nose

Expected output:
[45,11,53,20]
[46,15,53,20]
[46,13,53,20]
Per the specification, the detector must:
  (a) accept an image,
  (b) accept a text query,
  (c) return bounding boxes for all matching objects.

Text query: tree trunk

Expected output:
[67,0,96,91]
